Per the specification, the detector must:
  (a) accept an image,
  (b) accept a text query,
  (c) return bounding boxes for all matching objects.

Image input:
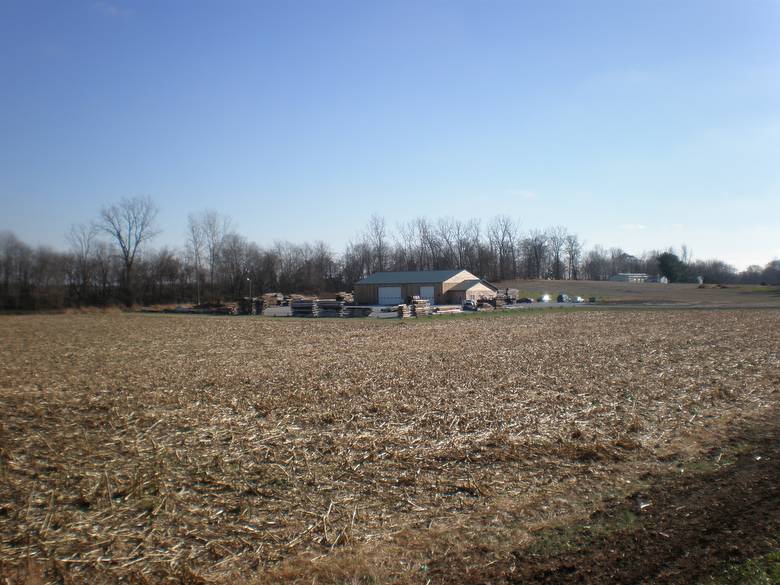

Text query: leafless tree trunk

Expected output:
[487,215,520,280]
[367,214,388,272]
[547,226,567,280]
[436,217,458,268]
[564,234,583,280]
[98,196,158,305]
[525,230,548,279]
[186,214,205,305]
[66,223,97,306]
[197,210,232,300]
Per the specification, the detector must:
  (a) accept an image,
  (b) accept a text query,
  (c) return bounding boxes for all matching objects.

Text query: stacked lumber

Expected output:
[396,304,411,318]
[335,291,354,304]
[411,299,432,317]
[262,292,284,307]
[494,295,507,309]
[317,299,345,318]
[343,306,372,318]
[434,306,462,315]
[291,300,319,317]
[288,294,317,303]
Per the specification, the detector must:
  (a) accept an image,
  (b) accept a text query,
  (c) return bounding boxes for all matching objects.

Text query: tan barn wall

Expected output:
[446,283,496,304]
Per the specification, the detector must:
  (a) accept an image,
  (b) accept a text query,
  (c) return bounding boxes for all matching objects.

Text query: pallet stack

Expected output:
[287,294,307,303]
[411,299,432,317]
[317,299,346,318]
[262,292,284,307]
[335,291,354,304]
[396,304,411,318]
[434,306,462,315]
[291,300,319,317]
[343,306,373,318]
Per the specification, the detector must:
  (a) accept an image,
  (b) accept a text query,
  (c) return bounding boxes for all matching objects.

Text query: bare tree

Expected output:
[414,218,440,269]
[66,223,97,306]
[547,226,567,280]
[367,214,388,272]
[564,234,583,280]
[461,219,482,274]
[488,215,520,281]
[583,245,609,280]
[436,217,458,268]
[524,230,548,279]
[219,232,249,297]
[186,214,205,304]
[680,244,692,265]
[200,210,232,299]
[395,221,418,270]
[98,196,158,305]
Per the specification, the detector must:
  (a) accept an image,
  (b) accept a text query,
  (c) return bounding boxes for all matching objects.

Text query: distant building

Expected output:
[354,270,497,305]
[610,273,669,284]
[610,273,650,283]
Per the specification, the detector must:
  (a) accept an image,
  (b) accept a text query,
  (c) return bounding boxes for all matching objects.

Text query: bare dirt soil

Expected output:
[495,279,780,306]
[426,420,780,584]
[1,310,778,584]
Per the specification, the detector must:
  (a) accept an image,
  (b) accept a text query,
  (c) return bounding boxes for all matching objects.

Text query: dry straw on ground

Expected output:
[1,310,778,583]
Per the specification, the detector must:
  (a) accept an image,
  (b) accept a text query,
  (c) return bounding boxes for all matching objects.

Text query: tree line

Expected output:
[1,196,778,310]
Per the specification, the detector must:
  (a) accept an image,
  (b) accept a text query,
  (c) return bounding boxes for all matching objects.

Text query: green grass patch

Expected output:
[525,509,639,557]
[704,549,780,584]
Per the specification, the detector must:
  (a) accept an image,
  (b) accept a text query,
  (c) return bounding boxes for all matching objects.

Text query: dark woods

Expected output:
[1,198,778,310]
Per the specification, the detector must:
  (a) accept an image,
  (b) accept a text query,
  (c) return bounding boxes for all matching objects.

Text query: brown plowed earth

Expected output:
[430,425,780,584]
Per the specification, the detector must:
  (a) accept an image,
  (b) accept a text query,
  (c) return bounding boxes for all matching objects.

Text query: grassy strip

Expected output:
[703,549,780,584]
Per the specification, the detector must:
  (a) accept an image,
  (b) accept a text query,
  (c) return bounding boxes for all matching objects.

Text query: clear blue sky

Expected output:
[1,0,778,269]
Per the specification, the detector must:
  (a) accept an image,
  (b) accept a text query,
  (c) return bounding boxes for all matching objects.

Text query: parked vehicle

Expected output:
[538,294,551,303]
[462,299,478,311]
[518,297,534,303]
[557,293,572,303]
[575,296,585,303]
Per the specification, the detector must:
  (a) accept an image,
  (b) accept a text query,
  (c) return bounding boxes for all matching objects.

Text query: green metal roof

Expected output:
[355,269,471,285]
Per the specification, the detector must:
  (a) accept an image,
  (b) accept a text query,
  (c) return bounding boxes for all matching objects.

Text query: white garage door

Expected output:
[378,286,403,305]
[420,286,435,303]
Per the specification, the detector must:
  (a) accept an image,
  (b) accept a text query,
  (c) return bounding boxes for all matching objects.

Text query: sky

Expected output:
[1,0,778,269]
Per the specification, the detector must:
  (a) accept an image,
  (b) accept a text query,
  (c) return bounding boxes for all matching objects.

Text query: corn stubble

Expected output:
[0,310,778,583]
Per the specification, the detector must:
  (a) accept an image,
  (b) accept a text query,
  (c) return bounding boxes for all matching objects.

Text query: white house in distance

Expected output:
[353,269,497,305]
[610,273,669,283]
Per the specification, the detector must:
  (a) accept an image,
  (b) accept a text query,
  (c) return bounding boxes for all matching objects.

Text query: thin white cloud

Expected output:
[619,223,647,231]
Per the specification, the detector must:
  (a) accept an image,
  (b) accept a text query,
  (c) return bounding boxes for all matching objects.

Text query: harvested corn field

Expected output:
[1,310,779,584]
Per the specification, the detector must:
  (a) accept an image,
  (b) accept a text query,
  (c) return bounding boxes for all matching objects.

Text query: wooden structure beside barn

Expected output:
[354,269,497,305]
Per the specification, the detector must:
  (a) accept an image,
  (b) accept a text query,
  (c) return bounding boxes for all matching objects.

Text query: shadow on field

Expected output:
[428,420,780,584]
